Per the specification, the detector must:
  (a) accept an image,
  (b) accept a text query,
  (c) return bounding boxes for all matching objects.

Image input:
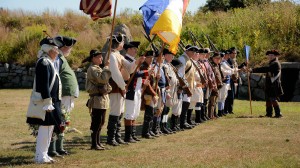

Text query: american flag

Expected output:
[80,0,112,20]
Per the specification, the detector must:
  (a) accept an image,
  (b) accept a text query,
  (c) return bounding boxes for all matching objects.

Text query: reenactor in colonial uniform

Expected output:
[141,51,159,139]
[197,49,209,123]
[48,36,78,157]
[224,47,240,115]
[252,50,284,118]
[178,45,197,129]
[163,50,182,131]
[188,48,205,125]
[123,41,149,143]
[84,50,111,150]
[200,48,217,120]
[160,49,177,134]
[107,34,145,146]
[217,50,234,117]
[152,52,169,135]
[208,52,223,119]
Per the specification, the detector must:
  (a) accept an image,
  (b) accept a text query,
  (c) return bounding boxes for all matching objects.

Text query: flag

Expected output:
[244,45,250,61]
[80,0,112,21]
[140,0,190,54]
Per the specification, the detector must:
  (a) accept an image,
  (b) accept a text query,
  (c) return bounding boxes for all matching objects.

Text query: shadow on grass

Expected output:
[0,155,34,167]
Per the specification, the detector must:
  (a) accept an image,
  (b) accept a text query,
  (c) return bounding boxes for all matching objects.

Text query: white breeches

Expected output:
[125,90,142,120]
[35,125,54,163]
[172,98,183,116]
[109,93,125,116]
[218,84,230,102]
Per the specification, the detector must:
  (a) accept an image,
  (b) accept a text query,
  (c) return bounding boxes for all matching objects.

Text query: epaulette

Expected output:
[41,58,49,66]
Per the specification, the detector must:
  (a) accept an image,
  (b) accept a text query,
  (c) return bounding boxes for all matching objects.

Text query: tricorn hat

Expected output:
[123,41,140,50]
[39,37,58,46]
[185,45,198,52]
[266,49,280,56]
[54,36,77,48]
[82,49,104,63]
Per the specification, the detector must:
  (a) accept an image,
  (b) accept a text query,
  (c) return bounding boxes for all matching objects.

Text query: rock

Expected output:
[250,73,262,82]
[101,24,132,64]
[253,88,265,100]
[257,76,265,88]
[291,95,300,102]
[4,63,9,71]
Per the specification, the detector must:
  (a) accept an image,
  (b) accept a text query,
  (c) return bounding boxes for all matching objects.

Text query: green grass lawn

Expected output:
[0,89,299,168]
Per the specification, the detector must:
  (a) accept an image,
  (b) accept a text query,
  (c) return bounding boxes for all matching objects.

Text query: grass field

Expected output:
[0,89,299,168]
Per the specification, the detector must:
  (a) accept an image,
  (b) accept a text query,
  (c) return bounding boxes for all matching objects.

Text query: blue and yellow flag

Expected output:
[140,0,190,54]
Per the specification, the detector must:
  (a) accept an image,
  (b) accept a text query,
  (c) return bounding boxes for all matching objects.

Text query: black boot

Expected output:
[161,122,171,134]
[170,114,177,131]
[180,102,192,129]
[218,110,223,117]
[142,106,154,139]
[131,120,141,141]
[195,110,203,124]
[106,115,119,146]
[91,132,104,150]
[115,114,127,145]
[187,109,197,126]
[152,116,159,135]
[266,106,273,117]
[200,106,207,121]
[274,106,282,118]
[124,126,136,143]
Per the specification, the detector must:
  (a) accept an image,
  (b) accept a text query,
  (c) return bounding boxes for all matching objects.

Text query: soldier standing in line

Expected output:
[84,50,111,150]
[178,45,197,130]
[48,36,78,157]
[187,48,205,126]
[197,49,209,123]
[217,50,234,117]
[224,47,240,114]
[123,41,149,143]
[141,50,159,139]
[201,48,217,120]
[160,49,177,134]
[152,52,169,135]
[208,52,223,119]
[251,50,284,118]
[106,34,145,146]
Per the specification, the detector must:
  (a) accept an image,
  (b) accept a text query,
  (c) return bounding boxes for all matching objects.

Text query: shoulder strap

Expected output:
[33,57,57,92]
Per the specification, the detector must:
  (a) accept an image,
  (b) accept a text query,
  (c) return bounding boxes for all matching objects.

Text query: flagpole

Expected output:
[247,60,253,115]
[106,0,118,64]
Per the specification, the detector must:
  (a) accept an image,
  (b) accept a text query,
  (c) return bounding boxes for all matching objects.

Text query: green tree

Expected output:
[202,0,271,12]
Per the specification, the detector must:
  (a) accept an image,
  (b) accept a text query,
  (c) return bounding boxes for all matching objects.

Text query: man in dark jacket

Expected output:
[252,50,284,118]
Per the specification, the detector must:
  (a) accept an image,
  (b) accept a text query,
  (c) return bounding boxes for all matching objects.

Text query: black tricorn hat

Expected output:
[229,47,239,54]
[82,49,104,63]
[171,59,183,68]
[39,37,57,46]
[211,52,221,58]
[163,48,173,55]
[144,50,154,57]
[185,45,198,52]
[124,41,140,50]
[54,36,77,48]
[266,49,280,56]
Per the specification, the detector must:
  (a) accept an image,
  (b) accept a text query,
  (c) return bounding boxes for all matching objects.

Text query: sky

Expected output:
[0,0,207,15]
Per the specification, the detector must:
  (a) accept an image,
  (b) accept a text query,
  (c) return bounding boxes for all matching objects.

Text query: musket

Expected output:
[189,31,204,48]
[168,62,192,97]
[206,34,219,52]
[179,40,208,86]
[42,30,52,38]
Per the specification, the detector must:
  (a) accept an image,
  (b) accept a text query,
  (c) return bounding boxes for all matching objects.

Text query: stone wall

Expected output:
[238,62,300,102]
[0,63,87,90]
[1,62,300,102]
